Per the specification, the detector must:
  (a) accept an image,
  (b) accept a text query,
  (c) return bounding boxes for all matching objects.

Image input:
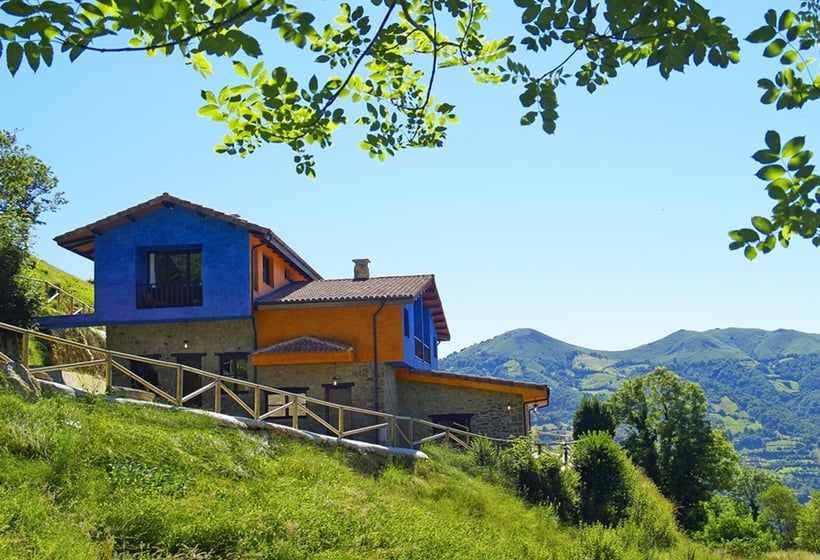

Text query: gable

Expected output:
[54,192,321,281]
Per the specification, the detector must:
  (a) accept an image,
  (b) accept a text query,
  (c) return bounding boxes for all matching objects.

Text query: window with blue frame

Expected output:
[412,299,432,365]
[137,247,203,308]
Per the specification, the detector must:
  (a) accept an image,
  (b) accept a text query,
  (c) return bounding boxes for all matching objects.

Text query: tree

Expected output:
[730,466,780,522]
[759,483,801,548]
[0,130,64,327]
[0,1,740,177]
[572,430,631,527]
[796,491,820,552]
[572,393,615,440]
[609,367,740,532]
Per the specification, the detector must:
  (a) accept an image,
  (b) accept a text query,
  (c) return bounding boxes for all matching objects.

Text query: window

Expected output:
[137,247,203,308]
[218,353,249,393]
[262,255,271,286]
[266,387,308,418]
[403,308,410,338]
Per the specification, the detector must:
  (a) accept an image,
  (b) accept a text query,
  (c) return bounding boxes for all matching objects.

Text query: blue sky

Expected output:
[3,1,819,356]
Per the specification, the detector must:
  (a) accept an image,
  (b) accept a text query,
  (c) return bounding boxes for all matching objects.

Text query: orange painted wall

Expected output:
[255,303,405,363]
[249,235,310,297]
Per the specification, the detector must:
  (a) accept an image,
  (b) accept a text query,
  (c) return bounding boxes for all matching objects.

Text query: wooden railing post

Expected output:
[214,381,221,413]
[105,352,113,390]
[254,388,260,420]
[337,406,344,439]
[21,331,29,369]
[176,365,183,405]
[292,401,299,429]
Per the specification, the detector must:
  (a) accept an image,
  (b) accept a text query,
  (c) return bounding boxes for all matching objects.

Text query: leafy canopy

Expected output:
[728,6,820,259]
[0,130,65,327]
[609,367,739,532]
[0,0,739,177]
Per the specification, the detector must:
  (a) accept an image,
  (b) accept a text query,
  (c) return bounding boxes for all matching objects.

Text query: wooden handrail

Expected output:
[27,277,94,315]
[0,321,513,451]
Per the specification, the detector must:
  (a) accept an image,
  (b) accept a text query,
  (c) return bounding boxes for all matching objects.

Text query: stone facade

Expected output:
[106,319,255,414]
[255,362,399,442]
[396,379,526,441]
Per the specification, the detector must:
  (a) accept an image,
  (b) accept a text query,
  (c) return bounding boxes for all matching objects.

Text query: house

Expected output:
[39,193,549,440]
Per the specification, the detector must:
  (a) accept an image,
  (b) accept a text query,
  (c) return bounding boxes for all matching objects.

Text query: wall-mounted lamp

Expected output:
[183,340,189,350]
[332,376,338,386]
[506,402,513,412]
[531,404,539,415]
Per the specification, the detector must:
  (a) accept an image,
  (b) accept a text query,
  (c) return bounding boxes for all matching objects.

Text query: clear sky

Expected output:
[2,1,818,356]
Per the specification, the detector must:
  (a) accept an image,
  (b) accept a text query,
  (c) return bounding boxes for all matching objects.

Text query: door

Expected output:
[323,382,353,436]
[175,354,203,406]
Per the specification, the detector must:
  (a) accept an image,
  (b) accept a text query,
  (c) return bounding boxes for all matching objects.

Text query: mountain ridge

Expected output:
[440,327,820,500]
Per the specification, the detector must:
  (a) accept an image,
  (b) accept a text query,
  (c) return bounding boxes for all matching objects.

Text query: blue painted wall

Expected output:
[400,298,439,370]
[52,206,252,327]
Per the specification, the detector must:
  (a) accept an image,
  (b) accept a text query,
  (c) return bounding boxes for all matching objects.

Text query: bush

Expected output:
[573,431,631,526]
[499,437,579,523]
[469,435,498,469]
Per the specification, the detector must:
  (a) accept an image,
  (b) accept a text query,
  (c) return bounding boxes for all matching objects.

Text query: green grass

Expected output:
[580,371,621,391]
[31,258,94,311]
[0,386,745,560]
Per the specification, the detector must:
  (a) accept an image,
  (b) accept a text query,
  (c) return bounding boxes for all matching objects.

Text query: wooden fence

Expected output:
[0,322,504,451]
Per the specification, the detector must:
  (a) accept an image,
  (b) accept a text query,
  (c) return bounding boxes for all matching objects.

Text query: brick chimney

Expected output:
[353,258,370,280]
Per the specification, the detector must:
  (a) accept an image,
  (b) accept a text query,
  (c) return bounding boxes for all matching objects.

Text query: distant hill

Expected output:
[441,328,820,500]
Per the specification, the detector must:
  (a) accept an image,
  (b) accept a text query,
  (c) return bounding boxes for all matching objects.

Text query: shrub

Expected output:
[469,435,498,469]
[499,437,579,523]
[572,431,631,526]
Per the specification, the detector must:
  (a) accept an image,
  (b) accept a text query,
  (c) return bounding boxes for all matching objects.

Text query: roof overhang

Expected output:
[396,369,550,406]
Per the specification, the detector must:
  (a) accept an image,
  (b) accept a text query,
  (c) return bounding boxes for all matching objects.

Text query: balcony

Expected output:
[136,283,203,309]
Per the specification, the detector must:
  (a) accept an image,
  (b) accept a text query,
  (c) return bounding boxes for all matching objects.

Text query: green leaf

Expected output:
[752,216,774,234]
[232,60,249,78]
[764,130,781,153]
[756,164,786,180]
[780,50,798,65]
[198,104,220,117]
[1,0,37,17]
[787,150,812,171]
[763,39,786,58]
[778,10,795,31]
[752,149,779,164]
[782,136,805,158]
[746,25,776,43]
[520,111,537,126]
[744,245,758,260]
[6,41,22,75]
[23,40,38,71]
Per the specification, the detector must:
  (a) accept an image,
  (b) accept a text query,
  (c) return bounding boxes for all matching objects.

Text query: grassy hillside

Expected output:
[441,328,820,500]
[31,258,94,312]
[0,384,735,560]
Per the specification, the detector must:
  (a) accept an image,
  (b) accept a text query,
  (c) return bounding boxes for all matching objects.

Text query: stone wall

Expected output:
[106,319,255,414]
[256,361,397,442]
[396,379,526,441]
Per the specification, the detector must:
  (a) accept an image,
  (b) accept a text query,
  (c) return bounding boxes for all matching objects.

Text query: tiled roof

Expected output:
[256,336,353,354]
[53,192,321,280]
[256,275,450,341]
[256,275,435,305]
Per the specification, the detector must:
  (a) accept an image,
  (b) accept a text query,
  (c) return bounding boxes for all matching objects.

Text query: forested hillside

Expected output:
[441,328,820,500]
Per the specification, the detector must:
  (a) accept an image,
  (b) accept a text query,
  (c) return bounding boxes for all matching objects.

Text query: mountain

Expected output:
[441,328,820,500]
